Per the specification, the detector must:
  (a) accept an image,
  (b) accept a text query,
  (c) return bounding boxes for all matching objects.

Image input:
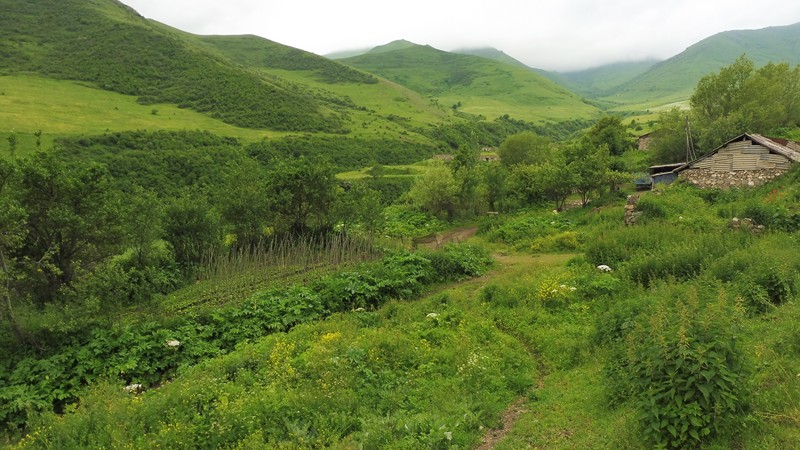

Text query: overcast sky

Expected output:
[122,0,800,72]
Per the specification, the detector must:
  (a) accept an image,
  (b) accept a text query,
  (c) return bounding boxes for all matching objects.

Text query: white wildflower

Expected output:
[426,313,439,319]
[596,264,612,272]
[354,307,366,312]
[444,431,453,441]
[166,339,181,347]
[570,287,577,291]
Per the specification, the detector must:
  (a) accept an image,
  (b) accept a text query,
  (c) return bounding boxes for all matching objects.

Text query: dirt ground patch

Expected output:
[412,226,479,250]
[475,396,529,450]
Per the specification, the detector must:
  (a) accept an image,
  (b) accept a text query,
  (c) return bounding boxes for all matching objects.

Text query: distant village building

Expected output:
[676,133,800,189]
[637,132,654,151]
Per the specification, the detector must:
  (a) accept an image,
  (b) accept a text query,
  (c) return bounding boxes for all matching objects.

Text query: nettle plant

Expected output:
[619,288,748,449]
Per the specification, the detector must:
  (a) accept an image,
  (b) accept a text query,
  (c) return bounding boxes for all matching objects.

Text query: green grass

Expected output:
[0,75,284,156]
[336,160,437,181]
[496,362,641,449]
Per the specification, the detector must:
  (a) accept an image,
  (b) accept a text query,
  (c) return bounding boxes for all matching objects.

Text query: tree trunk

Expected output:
[0,249,25,344]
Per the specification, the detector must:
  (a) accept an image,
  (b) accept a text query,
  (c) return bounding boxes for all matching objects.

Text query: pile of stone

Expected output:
[624,195,641,226]
[729,217,765,233]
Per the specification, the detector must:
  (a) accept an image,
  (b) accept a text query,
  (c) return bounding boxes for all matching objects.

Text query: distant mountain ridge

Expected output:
[326,22,800,111]
[339,40,600,122]
[452,48,530,69]
[602,22,800,106]
[538,60,660,98]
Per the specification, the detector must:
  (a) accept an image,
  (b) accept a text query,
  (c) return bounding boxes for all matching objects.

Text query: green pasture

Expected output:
[0,75,285,155]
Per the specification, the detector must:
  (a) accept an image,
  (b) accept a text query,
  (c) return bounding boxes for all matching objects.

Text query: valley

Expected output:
[1,0,800,448]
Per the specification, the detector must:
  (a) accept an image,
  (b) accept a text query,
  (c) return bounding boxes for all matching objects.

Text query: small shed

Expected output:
[649,163,684,185]
[676,133,800,189]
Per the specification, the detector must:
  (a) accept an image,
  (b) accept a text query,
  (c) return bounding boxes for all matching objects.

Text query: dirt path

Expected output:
[475,396,529,450]
[412,226,479,250]
[473,252,575,449]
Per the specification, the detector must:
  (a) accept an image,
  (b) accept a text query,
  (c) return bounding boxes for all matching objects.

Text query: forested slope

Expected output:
[0,0,348,132]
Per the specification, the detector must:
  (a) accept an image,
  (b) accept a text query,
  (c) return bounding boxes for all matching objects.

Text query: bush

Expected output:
[610,288,749,449]
[424,244,493,282]
[708,236,800,314]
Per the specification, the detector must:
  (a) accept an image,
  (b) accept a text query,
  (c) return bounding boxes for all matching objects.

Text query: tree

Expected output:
[333,182,384,236]
[16,152,125,303]
[408,162,459,219]
[566,141,611,207]
[498,132,553,167]
[34,130,42,150]
[691,55,754,125]
[450,145,482,217]
[266,156,337,234]
[689,55,800,149]
[691,55,756,149]
[584,116,632,156]
[216,161,272,248]
[163,192,222,271]
[123,186,164,267]
[480,162,508,212]
[535,161,576,212]
[507,164,545,206]
[6,132,17,160]
[0,160,27,342]
[649,107,695,164]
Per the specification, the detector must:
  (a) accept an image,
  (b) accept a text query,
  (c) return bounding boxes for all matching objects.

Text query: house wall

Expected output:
[688,140,792,172]
[679,139,793,188]
[679,168,788,189]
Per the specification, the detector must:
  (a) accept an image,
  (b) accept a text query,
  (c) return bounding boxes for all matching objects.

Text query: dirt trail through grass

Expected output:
[469,248,576,449]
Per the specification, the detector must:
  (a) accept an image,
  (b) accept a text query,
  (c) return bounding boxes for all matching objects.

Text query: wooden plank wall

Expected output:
[690,140,792,171]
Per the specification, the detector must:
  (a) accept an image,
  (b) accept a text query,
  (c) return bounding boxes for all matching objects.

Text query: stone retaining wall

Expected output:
[679,168,788,189]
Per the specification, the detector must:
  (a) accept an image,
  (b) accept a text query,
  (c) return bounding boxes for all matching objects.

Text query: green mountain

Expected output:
[195,35,455,139]
[0,0,372,133]
[341,41,600,122]
[604,22,800,108]
[538,60,659,98]
[452,48,530,69]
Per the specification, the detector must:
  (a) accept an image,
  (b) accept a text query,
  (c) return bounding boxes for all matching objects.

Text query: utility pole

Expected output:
[684,116,697,163]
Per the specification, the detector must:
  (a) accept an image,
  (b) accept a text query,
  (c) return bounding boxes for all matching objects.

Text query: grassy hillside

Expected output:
[198,35,379,85]
[341,41,601,123]
[0,0,352,133]
[0,75,283,156]
[603,22,800,110]
[196,35,456,141]
[452,48,531,69]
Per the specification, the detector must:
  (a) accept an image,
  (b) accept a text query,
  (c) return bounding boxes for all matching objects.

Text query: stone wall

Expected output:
[679,168,789,189]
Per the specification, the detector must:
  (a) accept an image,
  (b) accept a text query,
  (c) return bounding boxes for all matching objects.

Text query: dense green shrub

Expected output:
[609,288,749,449]
[708,236,800,313]
[623,234,731,287]
[423,244,493,282]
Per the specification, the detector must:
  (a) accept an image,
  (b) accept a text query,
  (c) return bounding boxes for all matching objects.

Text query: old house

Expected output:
[637,131,654,151]
[676,133,800,189]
